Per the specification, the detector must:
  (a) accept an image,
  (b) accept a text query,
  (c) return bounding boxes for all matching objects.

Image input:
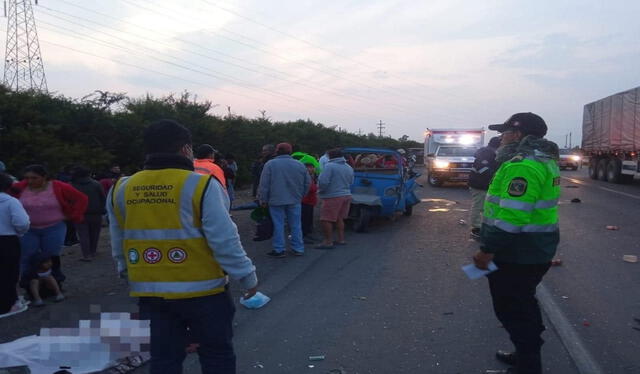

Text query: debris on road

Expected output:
[239,292,271,309]
[565,185,579,188]
[570,198,581,203]
[309,355,325,361]
[561,296,569,299]
[623,255,638,263]
[606,225,619,230]
[458,219,467,225]
[551,259,563,266]
[253,362,264,369]
[308,364,315,368]
[582,320,591,327]
[352,296,367,301]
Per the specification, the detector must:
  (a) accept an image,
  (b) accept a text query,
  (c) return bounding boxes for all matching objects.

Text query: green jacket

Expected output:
[480,136,560,264]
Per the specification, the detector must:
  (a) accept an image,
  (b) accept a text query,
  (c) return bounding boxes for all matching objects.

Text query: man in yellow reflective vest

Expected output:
[107,120,258,374]
[474,113,560,374]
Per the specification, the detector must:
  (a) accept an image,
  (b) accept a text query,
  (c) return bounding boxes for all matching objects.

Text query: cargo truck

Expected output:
[582,86,640,184]
[424,128,484,187]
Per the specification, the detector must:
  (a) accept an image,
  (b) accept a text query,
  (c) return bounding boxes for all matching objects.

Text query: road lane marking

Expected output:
[538,283,604,374]
[562,177,640,200]
[597,186,640,200]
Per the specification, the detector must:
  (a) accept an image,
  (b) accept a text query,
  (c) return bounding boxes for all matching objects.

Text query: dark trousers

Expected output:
[301,203,314,236]
[64,220,78,245]
[488,262,551,374]
[138,291,236,374]
[0,236,21,314]
[75,214,103,258]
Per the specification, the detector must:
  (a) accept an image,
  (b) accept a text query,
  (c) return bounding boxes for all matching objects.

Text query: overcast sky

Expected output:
[2,0,639,145]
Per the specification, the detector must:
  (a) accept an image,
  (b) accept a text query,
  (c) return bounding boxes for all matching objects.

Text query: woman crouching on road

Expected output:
[10,164,88,286]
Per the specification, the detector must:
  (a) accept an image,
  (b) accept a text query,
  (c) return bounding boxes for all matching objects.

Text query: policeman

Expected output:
[107,120,258,374]
[474,113,560,374]
[468,136,502,239]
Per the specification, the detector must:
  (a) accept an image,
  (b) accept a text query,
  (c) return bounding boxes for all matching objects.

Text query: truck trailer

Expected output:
[582,86,640,184]
[424,128,484,187]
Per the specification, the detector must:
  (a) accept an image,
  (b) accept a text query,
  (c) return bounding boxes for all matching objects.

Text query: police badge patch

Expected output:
[508,177,528,197]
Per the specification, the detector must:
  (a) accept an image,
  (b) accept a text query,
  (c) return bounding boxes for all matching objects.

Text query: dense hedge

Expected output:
[0,86,421,185]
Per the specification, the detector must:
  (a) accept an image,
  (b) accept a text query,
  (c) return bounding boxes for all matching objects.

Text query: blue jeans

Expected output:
[138,291,236,374]
[19,221,66,272]
[269,204,304,253]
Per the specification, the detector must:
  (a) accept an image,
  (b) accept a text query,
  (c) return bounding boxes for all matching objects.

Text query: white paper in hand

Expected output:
[462,261,498,280]
[239,292,271,309]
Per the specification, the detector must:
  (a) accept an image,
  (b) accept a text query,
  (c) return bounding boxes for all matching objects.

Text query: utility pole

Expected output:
[3,0,47,92]
[565,134,568,148]
[569,132,572,148]
[358,128,362,136]
[377,120,385,137]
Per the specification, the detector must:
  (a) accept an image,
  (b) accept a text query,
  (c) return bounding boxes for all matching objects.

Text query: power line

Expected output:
[116,0,472,121]
[35,5,421,117]
[196,0,491,113]
[43,0,459,122]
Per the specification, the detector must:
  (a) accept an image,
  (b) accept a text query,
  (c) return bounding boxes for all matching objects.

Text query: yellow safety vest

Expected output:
[112,169,226,299]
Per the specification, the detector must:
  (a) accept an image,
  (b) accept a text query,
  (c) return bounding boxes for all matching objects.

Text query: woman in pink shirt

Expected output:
[12,165,87,284]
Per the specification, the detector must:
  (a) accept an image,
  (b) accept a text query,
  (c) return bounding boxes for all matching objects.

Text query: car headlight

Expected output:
[434,160,450,168]
[570,155,581,161]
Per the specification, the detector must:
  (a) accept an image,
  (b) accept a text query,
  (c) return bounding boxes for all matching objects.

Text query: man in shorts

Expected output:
[316,148,354,249]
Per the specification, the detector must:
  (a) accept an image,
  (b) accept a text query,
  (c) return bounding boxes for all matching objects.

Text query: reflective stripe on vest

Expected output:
[130,278,227,294]
[485,195,558,212]
[484,218,559,233]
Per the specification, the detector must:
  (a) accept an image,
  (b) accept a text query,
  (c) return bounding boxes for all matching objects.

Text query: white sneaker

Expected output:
[55,294,65,302]
[0,303,28,318]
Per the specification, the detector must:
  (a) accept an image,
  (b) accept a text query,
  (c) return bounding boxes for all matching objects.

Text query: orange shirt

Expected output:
[193,159,227,188]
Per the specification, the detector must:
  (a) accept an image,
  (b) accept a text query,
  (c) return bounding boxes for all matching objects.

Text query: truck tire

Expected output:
[353,206,371,233]
[427,173,443,187]
[588,158,598,180]
[606,159,623,183]
[597,159,608,181]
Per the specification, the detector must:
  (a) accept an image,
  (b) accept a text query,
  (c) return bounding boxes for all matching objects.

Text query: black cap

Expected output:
[195,144,216,159]
[489,112,547,137]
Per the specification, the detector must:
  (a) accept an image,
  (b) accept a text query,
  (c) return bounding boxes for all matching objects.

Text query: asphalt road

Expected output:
[3,168,639,374]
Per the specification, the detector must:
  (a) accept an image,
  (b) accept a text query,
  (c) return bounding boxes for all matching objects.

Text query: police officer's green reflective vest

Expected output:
[481,154,560,264]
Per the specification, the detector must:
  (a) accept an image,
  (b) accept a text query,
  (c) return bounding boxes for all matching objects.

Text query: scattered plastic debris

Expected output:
[606,225,619,230]
[570,198,581,203]
[582,320,591,327]
[561,296,569,300]
[308,365,315,368]
[551,259,563,266]
[309,355,325,361]
[253,362,264,369]
[352,296,367,301]
[458,219,467,225]
[623,255,638,263]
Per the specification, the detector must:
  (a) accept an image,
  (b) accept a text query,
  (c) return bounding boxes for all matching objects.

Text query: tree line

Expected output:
[0,86,421,185]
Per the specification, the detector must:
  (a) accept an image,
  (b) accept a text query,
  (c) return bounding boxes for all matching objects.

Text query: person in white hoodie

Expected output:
[0,172,30,317]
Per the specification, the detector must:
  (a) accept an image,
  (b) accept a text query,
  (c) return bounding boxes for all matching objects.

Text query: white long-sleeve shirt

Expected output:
[0,192,30,236]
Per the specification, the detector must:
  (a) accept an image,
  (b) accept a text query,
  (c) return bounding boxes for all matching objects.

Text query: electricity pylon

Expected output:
[3,0,47,91]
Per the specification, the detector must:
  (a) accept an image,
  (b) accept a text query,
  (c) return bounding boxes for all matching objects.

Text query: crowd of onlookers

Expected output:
[0,142,354,318]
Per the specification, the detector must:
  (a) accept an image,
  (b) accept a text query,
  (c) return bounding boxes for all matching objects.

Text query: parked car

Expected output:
[558,149,581,170]
[343,147,422,232]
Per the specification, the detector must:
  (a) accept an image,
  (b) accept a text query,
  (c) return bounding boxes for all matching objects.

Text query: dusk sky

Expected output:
[2,0,639,146]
